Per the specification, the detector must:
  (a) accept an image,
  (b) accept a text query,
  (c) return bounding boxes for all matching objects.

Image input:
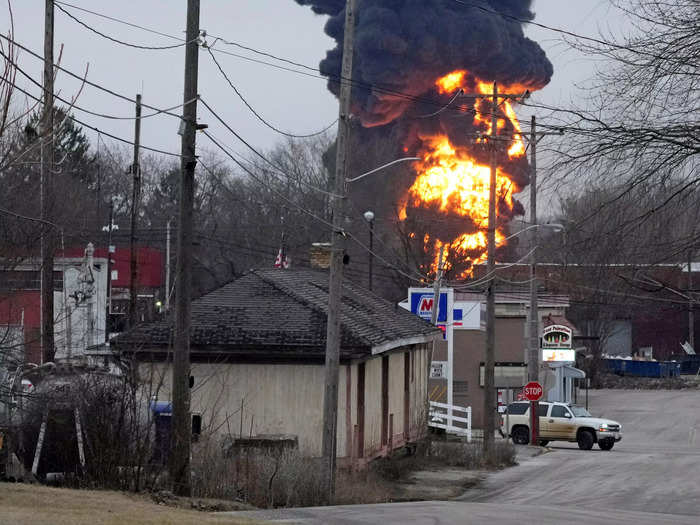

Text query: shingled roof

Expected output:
[112,268,441,361]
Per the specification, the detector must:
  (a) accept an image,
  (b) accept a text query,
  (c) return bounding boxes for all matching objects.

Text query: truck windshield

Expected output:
[571,406,592,417]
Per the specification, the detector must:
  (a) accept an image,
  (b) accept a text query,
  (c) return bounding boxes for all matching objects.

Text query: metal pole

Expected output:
[128,94,142,329]
[529,115,540,445]
[427,246,445,405]
[689,250,695,350]
[483,82,498,459]
[105,199,114,343]
[165,220,171,312]
[171,0,200,497]
[321,0,357,504]
[430,246,445,326]
[368,219,374,291]
[40,0,55,364]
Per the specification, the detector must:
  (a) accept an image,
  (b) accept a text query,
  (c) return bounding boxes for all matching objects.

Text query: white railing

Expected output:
[428,401,472,442]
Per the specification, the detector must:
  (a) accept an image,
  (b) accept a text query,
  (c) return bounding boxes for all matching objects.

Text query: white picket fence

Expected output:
[428,401,472,442]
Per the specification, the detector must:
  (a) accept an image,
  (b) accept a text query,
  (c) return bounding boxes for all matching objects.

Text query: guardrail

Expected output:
[428,401,472,442]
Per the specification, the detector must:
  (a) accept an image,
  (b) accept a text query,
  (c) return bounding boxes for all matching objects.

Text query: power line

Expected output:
[0,74,182,158]
[206,47,338,139]
[201,130,428,284]
[54,1,183,42]
[198,97,341,198]
[54,3,190,51]
[446,0,660,59]
[0,33,185,121]
[47,3,495,120]
[1,46,196,123]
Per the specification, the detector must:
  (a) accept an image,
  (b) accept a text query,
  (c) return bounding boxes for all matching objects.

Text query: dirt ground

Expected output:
[0,483,259,525]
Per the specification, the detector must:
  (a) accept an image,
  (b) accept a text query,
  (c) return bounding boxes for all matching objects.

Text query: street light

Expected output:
[346,157,420,183]
[503,223,563,243]
[363,211,375,291]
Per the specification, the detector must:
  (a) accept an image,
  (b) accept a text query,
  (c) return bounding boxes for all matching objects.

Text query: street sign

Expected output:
[542,324,572,348]
[523,381,543,401]
[430,361,447,379]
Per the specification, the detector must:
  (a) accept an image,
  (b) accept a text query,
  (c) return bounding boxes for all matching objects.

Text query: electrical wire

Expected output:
[48,3,491,120]
[198,97,342,198]
[201,130,431,283]
[55,3,189,51]
[206,47,338,139]
[1,75,182,158]
[1,48,196,122]
[0,206,63,230]
[0,34,185,121]
[201,130,335,228]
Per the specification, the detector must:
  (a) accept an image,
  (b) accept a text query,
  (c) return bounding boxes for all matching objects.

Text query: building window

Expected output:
[479,362,528,388]
[192,414,202,442]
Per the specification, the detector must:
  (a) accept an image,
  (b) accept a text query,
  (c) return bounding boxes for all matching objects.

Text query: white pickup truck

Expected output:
[500,401,623,450]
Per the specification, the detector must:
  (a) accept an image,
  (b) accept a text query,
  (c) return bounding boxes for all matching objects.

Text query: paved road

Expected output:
[223,389,700,524]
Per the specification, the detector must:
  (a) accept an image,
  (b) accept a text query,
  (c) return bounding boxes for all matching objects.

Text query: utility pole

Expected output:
[171,0,200,498]
[528,115,540,446]
[456,83,529,459]
[128,94,142,329]
[40,0,55,363]
[321,0,358,504]
[483,82,499,460]
[526,115,563,445]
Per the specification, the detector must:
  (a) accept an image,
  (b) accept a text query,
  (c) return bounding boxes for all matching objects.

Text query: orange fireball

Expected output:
[399,70,529,278]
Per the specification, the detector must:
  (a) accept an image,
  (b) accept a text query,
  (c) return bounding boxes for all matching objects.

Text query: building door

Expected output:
[381,355,389,447]
[357,362,365,458]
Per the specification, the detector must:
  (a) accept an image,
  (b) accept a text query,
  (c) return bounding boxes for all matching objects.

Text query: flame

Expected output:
[436,71,466,94]
[399,70,531,278]
[400,136,513,277]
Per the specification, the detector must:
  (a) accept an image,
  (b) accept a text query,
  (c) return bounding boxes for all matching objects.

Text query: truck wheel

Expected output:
[598,438,614,451]
[577,430,595,450]
[512,426,530,445]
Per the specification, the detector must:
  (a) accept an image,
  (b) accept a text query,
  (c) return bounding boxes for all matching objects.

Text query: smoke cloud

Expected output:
[295,0,552,127]
[296,0,553,278]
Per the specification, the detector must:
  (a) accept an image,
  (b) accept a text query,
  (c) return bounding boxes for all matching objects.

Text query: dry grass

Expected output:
[0,484,259,525]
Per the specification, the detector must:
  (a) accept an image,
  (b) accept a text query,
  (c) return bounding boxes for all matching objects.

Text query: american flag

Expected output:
[274,248,290,269]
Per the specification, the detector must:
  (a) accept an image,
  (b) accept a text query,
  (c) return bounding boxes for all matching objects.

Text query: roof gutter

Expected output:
[371,332,443,356]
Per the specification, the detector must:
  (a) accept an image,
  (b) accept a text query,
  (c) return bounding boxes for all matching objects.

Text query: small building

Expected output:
[0,244,108,365]
[111,269,441,465]
[404,289,574,430]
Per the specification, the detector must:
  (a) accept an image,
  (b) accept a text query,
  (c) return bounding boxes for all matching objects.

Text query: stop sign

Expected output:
[523,381,543,401]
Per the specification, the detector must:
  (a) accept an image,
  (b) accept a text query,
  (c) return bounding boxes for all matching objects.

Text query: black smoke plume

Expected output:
[295,0,553,279]
[296,0,552,126]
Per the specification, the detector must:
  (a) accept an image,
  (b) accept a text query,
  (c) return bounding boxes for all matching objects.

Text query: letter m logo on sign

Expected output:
[418,296,434,319]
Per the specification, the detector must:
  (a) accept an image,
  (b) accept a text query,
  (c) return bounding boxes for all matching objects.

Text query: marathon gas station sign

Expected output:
[541,324,575,362]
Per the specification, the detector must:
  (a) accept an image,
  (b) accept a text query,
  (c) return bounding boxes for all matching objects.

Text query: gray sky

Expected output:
[4,1,624,166]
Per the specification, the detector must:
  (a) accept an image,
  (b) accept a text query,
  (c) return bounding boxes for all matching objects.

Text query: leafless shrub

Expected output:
[428,439,516,469]
[190,435,324,508]
[16,365,163,490]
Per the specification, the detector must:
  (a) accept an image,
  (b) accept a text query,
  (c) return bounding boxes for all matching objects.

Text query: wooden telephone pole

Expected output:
[321,0,358,504]
[128,94,142,329]
[171,0,200,497]
[40,0,55,363]
[461,84,529,459]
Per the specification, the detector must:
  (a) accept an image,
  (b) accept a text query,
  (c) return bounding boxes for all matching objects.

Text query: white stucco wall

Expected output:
[141,344,430,459]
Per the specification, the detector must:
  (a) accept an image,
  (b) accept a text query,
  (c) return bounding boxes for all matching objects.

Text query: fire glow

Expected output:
[400,70,529,278]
